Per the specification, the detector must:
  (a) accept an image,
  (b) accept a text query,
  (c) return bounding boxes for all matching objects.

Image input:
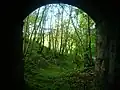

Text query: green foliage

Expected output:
[24,3,103,90]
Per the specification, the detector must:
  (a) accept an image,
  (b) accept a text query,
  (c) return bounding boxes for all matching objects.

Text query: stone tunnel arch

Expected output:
[12,0,120,90]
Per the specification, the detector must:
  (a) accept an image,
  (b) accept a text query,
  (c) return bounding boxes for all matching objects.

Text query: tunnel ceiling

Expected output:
[4,0,120,25]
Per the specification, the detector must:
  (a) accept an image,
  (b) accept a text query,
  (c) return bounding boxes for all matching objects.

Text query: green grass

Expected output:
[24,49,102,90]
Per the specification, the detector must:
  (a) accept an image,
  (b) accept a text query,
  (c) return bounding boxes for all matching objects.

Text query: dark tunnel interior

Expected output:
[1,0,120,90]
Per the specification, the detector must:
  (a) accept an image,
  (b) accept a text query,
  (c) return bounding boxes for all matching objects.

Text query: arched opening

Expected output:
[23,3,104,90]
[3,0,120,89]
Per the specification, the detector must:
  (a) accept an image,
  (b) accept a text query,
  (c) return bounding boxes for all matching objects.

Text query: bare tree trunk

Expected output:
[24,9,40,56]
[48,30,51,50]
[88,15,92,65]
[60,6,64,54]
[23,16,29,54]
[37,6,48,53]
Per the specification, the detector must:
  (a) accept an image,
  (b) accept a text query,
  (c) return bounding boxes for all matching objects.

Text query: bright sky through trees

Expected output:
[27,3,95,33]
[23,3,95,47]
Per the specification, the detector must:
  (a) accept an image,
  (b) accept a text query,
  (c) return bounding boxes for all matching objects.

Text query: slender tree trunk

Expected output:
[88,15,92,65]
[23,16,29,54]
[60,7,64,54]
[38,6,48,53]
[48,30,51,50]
[64,6,72,54]
[24,9,40,56]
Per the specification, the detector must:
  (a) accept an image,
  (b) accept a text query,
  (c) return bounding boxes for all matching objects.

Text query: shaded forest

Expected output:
[24,3,104,90]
